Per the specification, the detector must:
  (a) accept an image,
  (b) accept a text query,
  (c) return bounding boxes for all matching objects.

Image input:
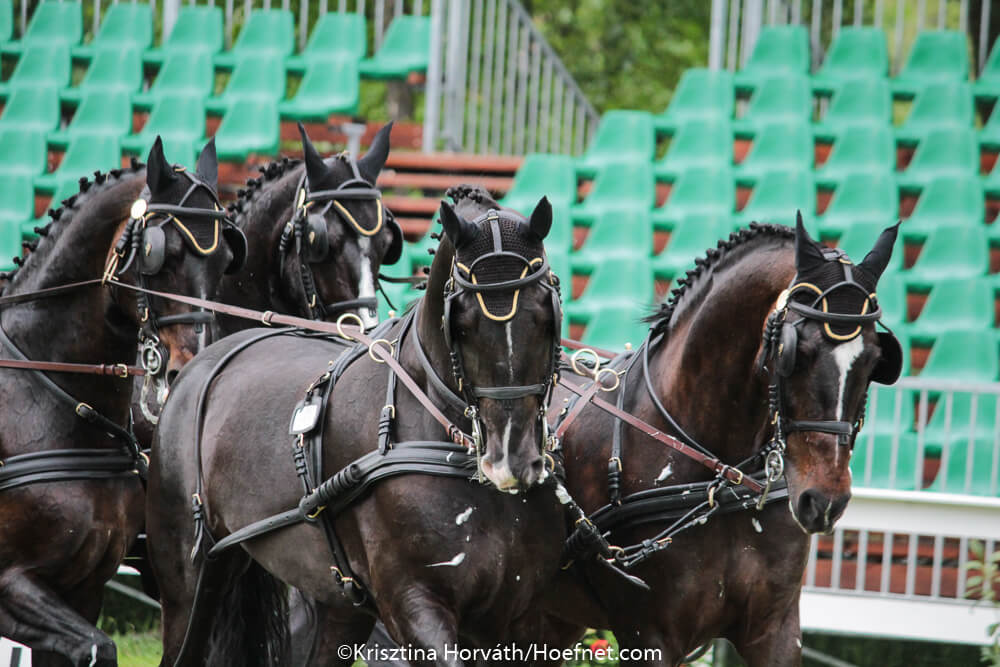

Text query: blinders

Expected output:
[139,224,166,276]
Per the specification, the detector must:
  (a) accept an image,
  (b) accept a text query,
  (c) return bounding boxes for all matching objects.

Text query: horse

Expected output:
[0,136,245,666]
[146,185,570,667]
[534,217,902,666]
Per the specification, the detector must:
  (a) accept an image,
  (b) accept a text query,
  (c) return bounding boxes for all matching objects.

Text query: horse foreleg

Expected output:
[379,588,462,667]
[288,590,375,667]
[731,599,803,667]
[0,569,116,667]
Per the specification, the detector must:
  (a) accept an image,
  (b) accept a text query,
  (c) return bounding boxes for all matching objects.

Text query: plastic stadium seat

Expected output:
[215,9,294,68]
[894,81,974,145]
[907,279,993,340]
[576,110,656,177]
[564,257,653,322]
[922,389,999,473]
[905,225,989,288]
[280,56,360,120]
[0,0,11,44]
[47,91,132,149]
[287,12,366,72]
[892,30,970,98]
[540,204,573,256]
[903,175,984,235]
[0,129,47,176]
[205,56,286,113]
[818,172,899,235]
[985,160,1000,199]
[836,223,905,279]
[0,174,34,230]
[979,104,1000,151]
[60,47,143,104]
[733,26,809,92]
[896,128,979,191]
[812,27,889,94]
[652,167,734,231]
[813,78,893,142]
[654,118,732,182]
[872,273,907,329]
[654,68,734,134]
[33,135,121,194]
[866,385,915,435]
[851,431,922,490]
[920,329,998,382]
[581,306,650,352]
[926,434,1000,496]
[1,1,81,55]
[0,44,71,96]
[571,163,655,226]
[732,75,813,138]
[814,126,896,190]
[133,52,215,110]
[144,6,223,65]
[652,215,731,278]
[0,217,22,270]
[734,120,813,185]
[0,88,60,133]
[500,153,578,212]
[359,15,431,79]
[72,3,152,59]
[732,170,817,232]
[974,36,1000,103]
[122,98,205,159]
[213,99,280,160]
[571,209,653,274]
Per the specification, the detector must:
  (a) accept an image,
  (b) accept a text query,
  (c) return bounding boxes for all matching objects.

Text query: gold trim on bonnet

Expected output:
[332,200,384,237]
[786,281,873,342]
[167,214,220,255]
[456,257,545,322]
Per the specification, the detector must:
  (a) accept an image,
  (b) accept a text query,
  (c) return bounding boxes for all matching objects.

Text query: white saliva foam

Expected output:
[655,463,673,483]
[455,507,474,525]
[427,553,466,568]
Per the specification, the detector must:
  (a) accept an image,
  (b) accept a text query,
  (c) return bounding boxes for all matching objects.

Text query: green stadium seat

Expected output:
[60,47,143,104]
[654,68,734,134]
[0,129,47,176]
[836,223,905,279]
[903,175,984,235]
[499,153,578,212]
[734,120,813,185]
[215,9,294,68]
[571,163,655,226]
[871,273,907,328]
[564,256,653,323]
[904,225,988,288]
[0,217,22,270]
[287,12,366,72]
[732,74,813,138]
[979,103,1000,151]
[897,128,979,191]
[33,135,121,194]
[652,215,731,279]
[47,91,132,149]
[144,6,223,65]
[358,15,431,80]
[1,1,81,55]
[925,434,1000,496]
[212,99,280,160]
[974,36,1000,103]
[576,110,656,177]
[280,56,360,120]
[571,208,653,274]
[652,166,734,231]
[818,171,899,235]
[0,44,71,97]
[0,0,12,44]
[851,431,922,490]
[894,81,974,145]
[205,56,286,113]
[815,125,896,189]
[543,203,574,256]
[892,30,970,99]
[985,160,1000,199]
[866,385,915,435]
[813,78,893,142]
[0,173,34,233]
[919,329,998,382]
[732,170,817,233]
[581,306,650,352]
[907,278,993,340]
[377,242,414,320]
[922,389,999,477]
[733,26,809,92]
[122,98,205,159]
[72,3,152,59]
[0,88,60,133]
[812,27,890,95]
[133,52,215,110]
[546,248,572,295]
[654,118,732,183]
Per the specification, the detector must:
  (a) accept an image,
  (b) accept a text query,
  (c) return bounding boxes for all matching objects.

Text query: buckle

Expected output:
[115,363,129,379]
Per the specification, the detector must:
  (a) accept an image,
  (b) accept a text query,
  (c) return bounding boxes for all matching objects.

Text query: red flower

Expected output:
[589,638,610,658]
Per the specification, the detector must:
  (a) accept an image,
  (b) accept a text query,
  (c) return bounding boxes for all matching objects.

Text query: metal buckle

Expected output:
[115,363,129,379]
[261,310,275,326]
[569,347,601,377]
[368,338,394,363]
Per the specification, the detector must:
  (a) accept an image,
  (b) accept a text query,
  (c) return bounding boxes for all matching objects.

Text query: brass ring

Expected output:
[368,338,394,363]
[335,313,364,341]
[569,347,601,377]
[595,367,621,392]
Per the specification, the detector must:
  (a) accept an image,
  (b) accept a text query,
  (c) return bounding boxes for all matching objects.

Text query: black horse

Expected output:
[0,138,243,666]
[147,186,569,666]
[534,218,901,665]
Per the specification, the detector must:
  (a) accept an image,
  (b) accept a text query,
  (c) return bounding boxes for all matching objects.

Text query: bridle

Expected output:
[280,156,400,323]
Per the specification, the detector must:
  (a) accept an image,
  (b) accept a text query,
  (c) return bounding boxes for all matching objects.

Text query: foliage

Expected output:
[111,631,161,667]
[964,540,1000,665]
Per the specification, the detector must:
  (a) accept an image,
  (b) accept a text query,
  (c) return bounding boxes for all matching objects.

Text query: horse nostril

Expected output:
[166,370,179,386]
[530,458,544,475]
[796,489,824,531]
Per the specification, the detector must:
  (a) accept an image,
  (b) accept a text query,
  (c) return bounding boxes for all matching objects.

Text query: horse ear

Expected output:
[299,122,330,189]
[794,210,825,274]
[526,196,552,242]
[358,121,393,182]
[145,136,176,195]
[439,200,477,249]
[195,137,218,192]
[857,221,901,281]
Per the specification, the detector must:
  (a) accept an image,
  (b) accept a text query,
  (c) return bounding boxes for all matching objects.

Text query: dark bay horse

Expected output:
[0,137,243,666]
[536,218,901,665]
[147,186,568,666]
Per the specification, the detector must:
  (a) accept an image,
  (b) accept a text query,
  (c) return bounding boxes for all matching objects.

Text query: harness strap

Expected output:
[0,358,144,377]
[0,448,140,492]
[0,278,105,306]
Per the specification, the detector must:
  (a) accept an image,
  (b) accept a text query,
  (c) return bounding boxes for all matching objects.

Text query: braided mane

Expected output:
[646,222,796,337]
[227,157,302,220]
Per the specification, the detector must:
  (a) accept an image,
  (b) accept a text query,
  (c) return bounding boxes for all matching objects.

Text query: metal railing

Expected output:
[422,0,599,155]
[709,0,994,75]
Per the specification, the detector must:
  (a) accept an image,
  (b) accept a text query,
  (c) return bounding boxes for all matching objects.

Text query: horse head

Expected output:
[759,214,901,533]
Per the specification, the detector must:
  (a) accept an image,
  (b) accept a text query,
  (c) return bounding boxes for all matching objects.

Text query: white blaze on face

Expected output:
[505,321,514,382]
[483,418,518,490]
[356,237,378,329]
[831,336,864,466]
